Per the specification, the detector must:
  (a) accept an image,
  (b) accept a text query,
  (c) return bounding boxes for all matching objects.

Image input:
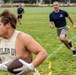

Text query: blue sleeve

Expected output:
[64,11,69,17]
[49,14,54,22]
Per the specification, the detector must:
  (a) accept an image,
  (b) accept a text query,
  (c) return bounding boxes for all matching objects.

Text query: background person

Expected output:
[17,4,24,26]
[49,1,76,56]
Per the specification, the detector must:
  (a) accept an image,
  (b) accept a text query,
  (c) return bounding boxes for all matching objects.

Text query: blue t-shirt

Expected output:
[17,7,24,14]
[49,10,68,28]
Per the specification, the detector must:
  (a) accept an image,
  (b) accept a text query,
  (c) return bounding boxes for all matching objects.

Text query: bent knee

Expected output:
[59,35,66,42]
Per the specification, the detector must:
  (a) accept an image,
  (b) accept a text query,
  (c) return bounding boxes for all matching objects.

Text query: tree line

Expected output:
[3,0,58,4]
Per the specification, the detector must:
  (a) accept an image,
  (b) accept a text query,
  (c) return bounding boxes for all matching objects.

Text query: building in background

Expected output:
[0,0,4,4]
[36,0,44,4]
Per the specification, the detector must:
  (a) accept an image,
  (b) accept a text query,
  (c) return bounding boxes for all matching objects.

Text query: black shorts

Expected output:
[18,15,22,19]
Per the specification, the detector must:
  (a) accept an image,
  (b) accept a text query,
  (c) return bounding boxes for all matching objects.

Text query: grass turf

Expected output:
[0,7,76,75]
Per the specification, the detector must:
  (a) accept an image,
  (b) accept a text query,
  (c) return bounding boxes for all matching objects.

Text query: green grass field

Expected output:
[0,7,76,75]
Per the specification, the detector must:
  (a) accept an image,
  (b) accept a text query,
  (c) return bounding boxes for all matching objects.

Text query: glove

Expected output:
[0,61,9,71]
[13,59,35,75]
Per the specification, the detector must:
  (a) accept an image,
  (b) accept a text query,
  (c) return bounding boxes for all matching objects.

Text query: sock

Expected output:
[68,41,75,51]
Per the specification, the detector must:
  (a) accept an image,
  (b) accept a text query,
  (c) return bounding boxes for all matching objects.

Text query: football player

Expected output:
[0,9,48,75]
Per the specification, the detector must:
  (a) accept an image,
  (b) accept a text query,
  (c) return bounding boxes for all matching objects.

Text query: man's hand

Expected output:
[50,22,54,28]
[0,61,9,71]
[73,25,76,28]
[13,59,35,75]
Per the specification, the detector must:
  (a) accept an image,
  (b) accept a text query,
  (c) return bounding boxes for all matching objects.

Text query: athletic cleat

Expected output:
[72,50,76,56]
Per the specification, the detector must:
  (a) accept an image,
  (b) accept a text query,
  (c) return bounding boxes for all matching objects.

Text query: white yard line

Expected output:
[46,35,76,60]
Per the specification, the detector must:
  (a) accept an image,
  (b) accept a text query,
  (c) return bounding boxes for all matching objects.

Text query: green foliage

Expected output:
[30,0,36,3]
[44,0,50,4]
[3,0,10,3]
[0,7,76,75]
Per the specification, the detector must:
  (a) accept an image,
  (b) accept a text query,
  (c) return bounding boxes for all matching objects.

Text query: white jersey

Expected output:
[0,30,20,62]
[0,30,40,75]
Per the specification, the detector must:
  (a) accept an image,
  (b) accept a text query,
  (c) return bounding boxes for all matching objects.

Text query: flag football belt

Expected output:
[56,26,66,30]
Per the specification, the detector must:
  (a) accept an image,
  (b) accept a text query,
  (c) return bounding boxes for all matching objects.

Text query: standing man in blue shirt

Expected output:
[17,4,24,26]
[49,1,76,56]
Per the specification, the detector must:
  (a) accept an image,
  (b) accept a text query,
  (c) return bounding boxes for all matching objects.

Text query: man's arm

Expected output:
[17,9,18,14]
[68,15,74,25]
[68,15,76,28]
[26,34,48,68]
[22,8,24,14]
[49,13,54,28]
[13,33,48,74]
[20,33,48,68]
